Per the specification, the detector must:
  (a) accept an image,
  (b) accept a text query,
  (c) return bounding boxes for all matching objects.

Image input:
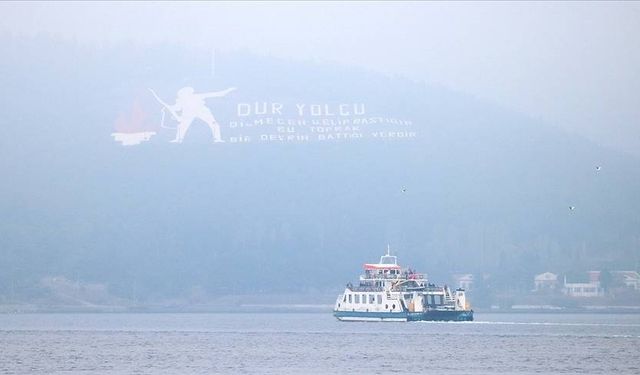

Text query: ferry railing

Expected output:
[346,284,385,292]
[359,273,426,280]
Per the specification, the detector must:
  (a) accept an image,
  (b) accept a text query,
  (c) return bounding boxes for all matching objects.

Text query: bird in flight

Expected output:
[569,206,576,211]
[595,166,602,171]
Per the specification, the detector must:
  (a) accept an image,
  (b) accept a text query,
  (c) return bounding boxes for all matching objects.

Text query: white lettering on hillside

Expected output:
[238,103,366,117]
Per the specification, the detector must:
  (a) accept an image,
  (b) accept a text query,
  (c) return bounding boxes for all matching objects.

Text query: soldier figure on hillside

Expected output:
[150,86,236,143]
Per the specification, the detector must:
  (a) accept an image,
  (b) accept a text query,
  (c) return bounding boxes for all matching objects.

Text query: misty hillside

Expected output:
[1,35,638,303]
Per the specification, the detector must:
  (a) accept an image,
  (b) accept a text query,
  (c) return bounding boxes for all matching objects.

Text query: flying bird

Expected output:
[401,187,407,193]
[569,206,576,211]
[595,166,602,171]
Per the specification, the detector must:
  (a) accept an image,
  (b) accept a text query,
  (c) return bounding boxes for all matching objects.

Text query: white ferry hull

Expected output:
[333,310,408,322]
[334,309,473,322]
[337,316,407,322]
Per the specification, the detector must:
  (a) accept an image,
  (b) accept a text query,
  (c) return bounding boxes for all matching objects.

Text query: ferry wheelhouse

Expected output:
[334,248,473,322]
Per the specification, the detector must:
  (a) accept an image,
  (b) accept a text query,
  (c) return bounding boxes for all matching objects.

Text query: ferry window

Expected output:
[369,294,375,304]
[355,294,360,303]
[392,304,396,310]
[362,294,367,303]
[343,295,346,303]
[438,295,444,305]
[376,295,382,304]
[381,256,396,264]
[348,294,352,303]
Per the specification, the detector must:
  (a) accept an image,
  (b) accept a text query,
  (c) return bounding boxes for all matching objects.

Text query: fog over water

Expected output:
[0,2,638,309]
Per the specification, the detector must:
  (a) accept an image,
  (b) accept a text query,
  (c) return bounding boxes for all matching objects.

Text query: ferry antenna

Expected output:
[211,47,216,78]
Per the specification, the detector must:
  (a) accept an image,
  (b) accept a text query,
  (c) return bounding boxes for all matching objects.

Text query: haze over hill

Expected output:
[0,36,638,308]
[3,2,639,156]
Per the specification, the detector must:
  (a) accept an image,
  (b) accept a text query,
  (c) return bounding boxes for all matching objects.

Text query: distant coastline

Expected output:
[2,302,640,315]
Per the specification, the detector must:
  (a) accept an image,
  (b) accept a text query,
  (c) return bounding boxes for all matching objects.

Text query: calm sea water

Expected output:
[1,312,639,374]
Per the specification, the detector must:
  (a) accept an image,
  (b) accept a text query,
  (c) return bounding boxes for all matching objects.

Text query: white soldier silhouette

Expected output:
[150,87,236,143]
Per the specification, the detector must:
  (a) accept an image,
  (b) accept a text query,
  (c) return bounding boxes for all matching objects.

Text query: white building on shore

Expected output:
[612,271,640,290]
[454,274,474,291]
[533,272,558,291]
[562,276,604,297]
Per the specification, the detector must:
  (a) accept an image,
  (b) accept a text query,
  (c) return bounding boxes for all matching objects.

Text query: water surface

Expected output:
[1,312,639,374]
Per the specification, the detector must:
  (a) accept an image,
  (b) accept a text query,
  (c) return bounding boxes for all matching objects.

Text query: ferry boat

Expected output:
[334,247,473,322]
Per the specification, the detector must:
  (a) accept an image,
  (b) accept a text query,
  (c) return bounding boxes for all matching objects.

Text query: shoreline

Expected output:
[2,304,640,314]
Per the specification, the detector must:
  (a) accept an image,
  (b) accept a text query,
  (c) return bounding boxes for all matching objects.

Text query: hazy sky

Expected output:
[2,1,639,156]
